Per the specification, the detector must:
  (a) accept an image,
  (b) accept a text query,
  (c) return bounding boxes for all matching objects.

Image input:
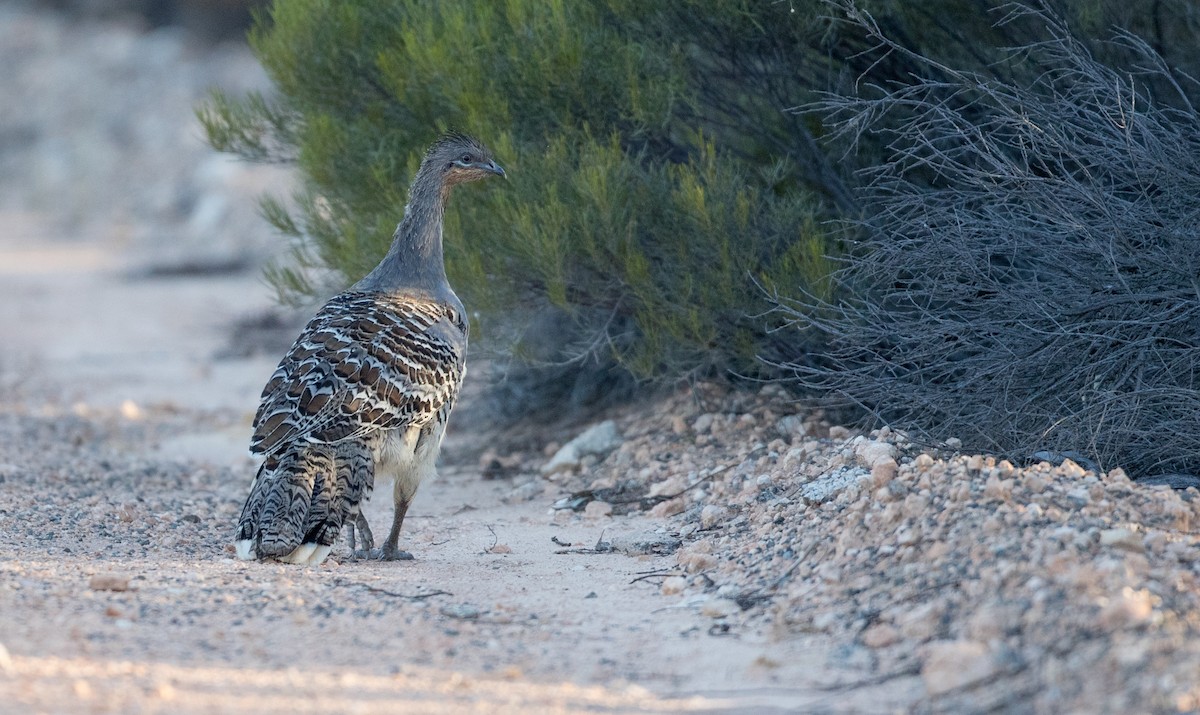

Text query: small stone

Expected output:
[1098,587,1155,629]
[983,475,1013,501]
[661,576,688,595]
[913,453,935,471]
[870,458,898,487]
[1105,468,1131,484]
[1022,473,1048,494]
[541,421,622,476]
[692,414,717,434]
[920,640,998,695]
[504,480,543,503]
[489,544,512,554]
[856,440,896,469]
[701,597,741,618]
[1057,458,1087,478]
[608,532,681,556]
[120,399,143,420]
[583,500,613,519]
[440,604,481,620]
[649,497,685,518]
[896,526,920,546]
[898,602,942,641]
[670,416,688,435]
[966,455,985,474]
[829,425,851,440]
[775,415,804,439]
[1099,528,1144,552]
[89,574,131,592]
[677,541,717,572]
[862,623,900,648]
[699,505,727,530]
[944,437,962,450]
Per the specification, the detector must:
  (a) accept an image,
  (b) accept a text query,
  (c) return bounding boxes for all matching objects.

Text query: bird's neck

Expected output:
[354,166,452,296]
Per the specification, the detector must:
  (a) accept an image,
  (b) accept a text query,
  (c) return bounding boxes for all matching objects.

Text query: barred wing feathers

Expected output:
[250,291,468,456]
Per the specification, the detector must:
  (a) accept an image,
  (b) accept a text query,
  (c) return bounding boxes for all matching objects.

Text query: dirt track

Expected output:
[0,217,874,714]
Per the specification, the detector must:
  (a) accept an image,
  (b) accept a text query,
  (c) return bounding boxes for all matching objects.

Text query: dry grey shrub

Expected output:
[780,3,1200,478]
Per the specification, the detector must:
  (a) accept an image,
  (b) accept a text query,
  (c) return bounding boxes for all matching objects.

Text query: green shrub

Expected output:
[200,0,839,383]
[202,0,1198,398]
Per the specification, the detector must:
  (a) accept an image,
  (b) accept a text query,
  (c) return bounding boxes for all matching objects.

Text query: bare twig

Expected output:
[334,578,451,601]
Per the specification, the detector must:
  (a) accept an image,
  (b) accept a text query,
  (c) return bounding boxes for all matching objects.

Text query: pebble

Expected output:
[701,597,741,618]
[1099,528,1144,552]
[541,421,623,476]
[649,497,685,518]
[583,500,613,519]
[440,604,481,620]
[983,475,1013,501]
[855,440,896,469]
[89,573,131,592]
[862,623,900,648]
[920,640,998,695]
[1098,588,1155,629]
[699,505,727,529]
[660,576,688,596]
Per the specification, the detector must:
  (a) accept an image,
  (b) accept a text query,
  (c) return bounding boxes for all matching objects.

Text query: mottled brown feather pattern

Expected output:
[249,291,467,456]
[235,290,467,560]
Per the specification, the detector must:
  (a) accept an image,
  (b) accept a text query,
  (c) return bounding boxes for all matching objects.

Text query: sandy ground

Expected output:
[0,216,870,714]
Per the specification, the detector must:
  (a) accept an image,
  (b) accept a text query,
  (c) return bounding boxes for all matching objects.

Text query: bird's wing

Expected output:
[250,291,468,456]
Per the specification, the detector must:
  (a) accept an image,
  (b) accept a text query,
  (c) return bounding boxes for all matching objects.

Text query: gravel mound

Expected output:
[529,383,1200,712]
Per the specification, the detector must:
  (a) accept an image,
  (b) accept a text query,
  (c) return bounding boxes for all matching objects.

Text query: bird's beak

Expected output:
[486,160,506,179]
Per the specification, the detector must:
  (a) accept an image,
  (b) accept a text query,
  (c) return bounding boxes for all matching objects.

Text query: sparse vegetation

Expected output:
[782,3,1200,477]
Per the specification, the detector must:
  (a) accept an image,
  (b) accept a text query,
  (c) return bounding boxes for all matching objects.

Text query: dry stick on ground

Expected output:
[629,571,685,585]
[333,578,451,601]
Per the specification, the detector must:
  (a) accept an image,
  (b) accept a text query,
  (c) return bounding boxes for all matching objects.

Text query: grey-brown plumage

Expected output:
[235,132,504,565]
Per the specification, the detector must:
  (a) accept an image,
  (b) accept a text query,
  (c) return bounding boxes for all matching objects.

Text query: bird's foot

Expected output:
[346,514,375,560]
[359,546,414,561]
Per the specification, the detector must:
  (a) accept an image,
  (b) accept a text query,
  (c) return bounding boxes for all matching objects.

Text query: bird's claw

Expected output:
[357,547,414,561]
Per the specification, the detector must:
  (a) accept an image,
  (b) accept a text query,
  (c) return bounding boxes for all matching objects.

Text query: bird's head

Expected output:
[425,131,506,188]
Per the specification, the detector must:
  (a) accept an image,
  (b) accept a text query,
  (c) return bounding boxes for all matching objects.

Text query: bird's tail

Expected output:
[234,442,374,565]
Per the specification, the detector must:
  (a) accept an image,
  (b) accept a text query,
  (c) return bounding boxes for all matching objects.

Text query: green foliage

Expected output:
[201,0,1200,389]
[201,0,838,380]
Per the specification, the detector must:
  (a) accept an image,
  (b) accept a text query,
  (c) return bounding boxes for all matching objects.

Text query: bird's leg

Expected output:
[349,511,374,559]
[373,497,414,561]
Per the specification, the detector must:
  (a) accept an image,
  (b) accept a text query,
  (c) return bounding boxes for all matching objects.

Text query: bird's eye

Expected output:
[461,153,472,163]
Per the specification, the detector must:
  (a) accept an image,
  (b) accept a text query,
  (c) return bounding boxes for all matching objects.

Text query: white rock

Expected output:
[699,505,727,530]
[660,576,688,595]
[583,500,613,519]
[855,440,896,469]
[701,597,741,618]
[541,420,623,475]
[775,415,804,439]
